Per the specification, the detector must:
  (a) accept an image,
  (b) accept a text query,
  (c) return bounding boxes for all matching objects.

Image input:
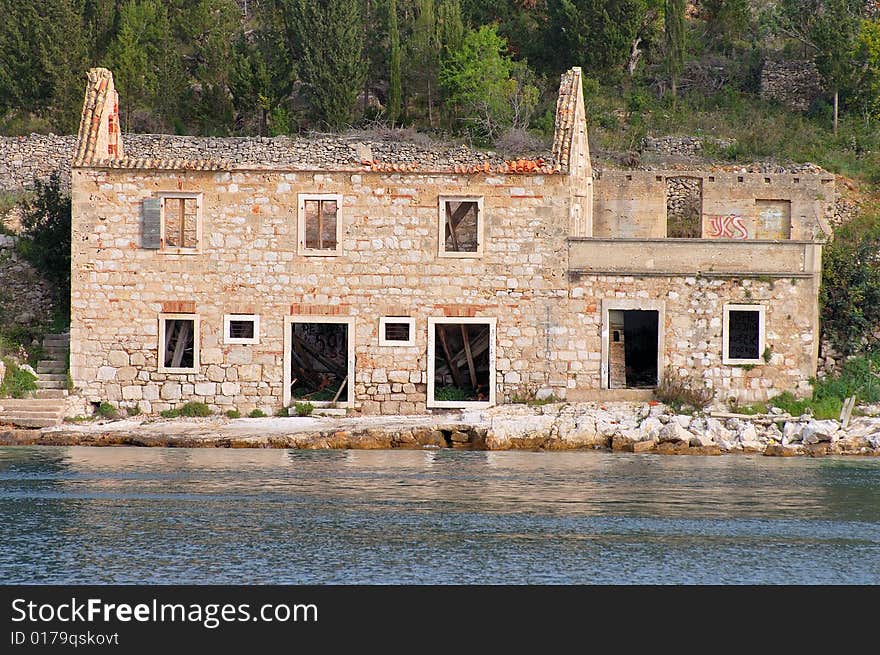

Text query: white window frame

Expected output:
[283,315,355,408]
[159,192,202,254]
[379,317,416,347]
[723,304,766,365]
[438,196,484,258]
[158,313,200,374]
[427,316,496,409]
[298,193,343,256]
[223,314,260,345]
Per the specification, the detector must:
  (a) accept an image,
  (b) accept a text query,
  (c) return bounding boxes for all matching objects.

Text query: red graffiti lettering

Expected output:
[708,214,749,239]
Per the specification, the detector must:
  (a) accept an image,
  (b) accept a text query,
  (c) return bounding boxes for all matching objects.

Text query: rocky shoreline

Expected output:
[2,402,880,457]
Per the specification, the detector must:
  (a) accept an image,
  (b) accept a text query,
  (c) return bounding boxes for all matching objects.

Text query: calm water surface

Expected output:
[1,447,878,584]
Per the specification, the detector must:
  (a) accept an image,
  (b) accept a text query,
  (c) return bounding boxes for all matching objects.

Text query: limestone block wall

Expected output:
[566,274,819,403]
[70,167,572,415]
[593,170,834,240]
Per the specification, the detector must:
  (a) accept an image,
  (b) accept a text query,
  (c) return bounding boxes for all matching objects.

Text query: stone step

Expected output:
[0,399,66,411]
[43,334,70,342]
[41,347,69,354]
[33,389,68,399]
[37,364,67,374]
[0,416,63,428]
[0,409,65,419]
[36,380,67,389]
[37,359,67,368]
[37,373,68,382]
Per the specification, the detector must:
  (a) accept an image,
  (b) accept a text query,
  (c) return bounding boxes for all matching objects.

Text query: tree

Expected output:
[545,0,652,78]
[104,0,183,131]
[17,173,71,312]
[701,0,751,52]
[440,25,539,143]
[388,0,402,124]
[665,0,686,97]
[852,18,880,120]
[278,0,366,130]
[772,0,865,133]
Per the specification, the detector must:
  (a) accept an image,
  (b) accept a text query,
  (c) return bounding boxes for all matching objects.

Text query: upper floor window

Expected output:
[160,194,201,253]
[298,194,342,256]
[439,196,483,257]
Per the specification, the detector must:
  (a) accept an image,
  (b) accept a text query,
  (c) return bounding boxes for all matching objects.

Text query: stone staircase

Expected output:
[0,332,69,428]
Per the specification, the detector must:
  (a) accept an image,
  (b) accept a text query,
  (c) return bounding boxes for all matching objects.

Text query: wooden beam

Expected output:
[445,203,460,251]
[331,375,348,403]
[436,325,464,388]
[170,320,191,367]
[461,324,477,388]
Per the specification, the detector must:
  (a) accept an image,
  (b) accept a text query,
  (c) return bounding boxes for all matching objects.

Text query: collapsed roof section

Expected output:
[72,67,591,177]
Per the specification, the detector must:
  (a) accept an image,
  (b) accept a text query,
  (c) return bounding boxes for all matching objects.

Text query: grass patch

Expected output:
[293,401,314,417]
[291,386,338,401]
[64,415,94,423]
[0,358,37,398]
[767,353,880,419]
[160,401,212,419]
[225,409,241,419]
[434,385,477,402]
[728,401,769,415]
[274,406,290,417]
[248,409,267,418]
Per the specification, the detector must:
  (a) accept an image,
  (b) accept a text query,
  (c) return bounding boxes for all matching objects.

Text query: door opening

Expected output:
[608,309,659,389]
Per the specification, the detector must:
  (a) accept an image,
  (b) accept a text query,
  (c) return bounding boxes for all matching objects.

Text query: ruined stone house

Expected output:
[69,67,833,416]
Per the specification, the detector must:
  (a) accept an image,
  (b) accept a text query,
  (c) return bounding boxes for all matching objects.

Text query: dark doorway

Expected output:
[623,311,659,387]
[609,309,659,389]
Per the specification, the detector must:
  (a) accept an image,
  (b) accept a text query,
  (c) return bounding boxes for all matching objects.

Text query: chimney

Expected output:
[73,68,124,166]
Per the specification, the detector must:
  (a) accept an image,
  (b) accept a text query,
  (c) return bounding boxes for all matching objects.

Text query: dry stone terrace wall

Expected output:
[566,274,819,403]
[70,167,571,415]
[760,60,823,112]
[0,132,552,192]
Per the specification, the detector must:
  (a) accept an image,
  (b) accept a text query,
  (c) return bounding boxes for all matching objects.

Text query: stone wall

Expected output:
[760,60,824,112]
[0,132,551,192]
[567,275,818,403]
[593,170,835,240]
[640,136,736,157]
[70,167,572,416]
[0,234,55,326]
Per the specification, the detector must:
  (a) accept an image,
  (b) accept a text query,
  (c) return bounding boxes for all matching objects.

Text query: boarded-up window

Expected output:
[303,198,338,251]
[161,316,198,371]
[161,196,200,249]
[755,200,792,240]
[723,304,765,364]
[441,198,482,255]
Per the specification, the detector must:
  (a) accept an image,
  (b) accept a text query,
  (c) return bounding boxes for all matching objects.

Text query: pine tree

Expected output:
[388,0,402,124]
[278,0,366,130]
[665,0,685,98]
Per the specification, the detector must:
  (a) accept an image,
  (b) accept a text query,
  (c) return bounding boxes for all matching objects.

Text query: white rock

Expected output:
[782,421,803,445]
[658,421,692,444]
[20,363,37,377]
[639,417,664,441]
[689,433,715,447]
[675,415,692,429]
[801,419,840,444]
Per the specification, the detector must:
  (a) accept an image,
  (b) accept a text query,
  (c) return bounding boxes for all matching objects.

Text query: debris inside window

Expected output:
[303,198,338,250]
[443,200,479,252]
[163,318,195,369]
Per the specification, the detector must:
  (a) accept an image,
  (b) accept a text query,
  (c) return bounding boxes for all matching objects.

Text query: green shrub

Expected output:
[770,392,842,420]
[654,367,714,411]
[225,409,242,419]
[126,406,141,417]
[0,358,37,398]
[434,385,475,402]
[248,409,267,418]
[160,401,212,419]
[275,406,290,417]
[293,401,314,417]
[96,402,119,420]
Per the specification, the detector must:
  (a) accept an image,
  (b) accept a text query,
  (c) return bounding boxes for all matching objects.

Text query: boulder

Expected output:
[764,444,801,457]
[801,419,840,444]
[782,421,803,445]
[639,417,664,441]
[737,424,763,452]
[658,421,692,444]
[689,432,715,448]
[706,418,736,450]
